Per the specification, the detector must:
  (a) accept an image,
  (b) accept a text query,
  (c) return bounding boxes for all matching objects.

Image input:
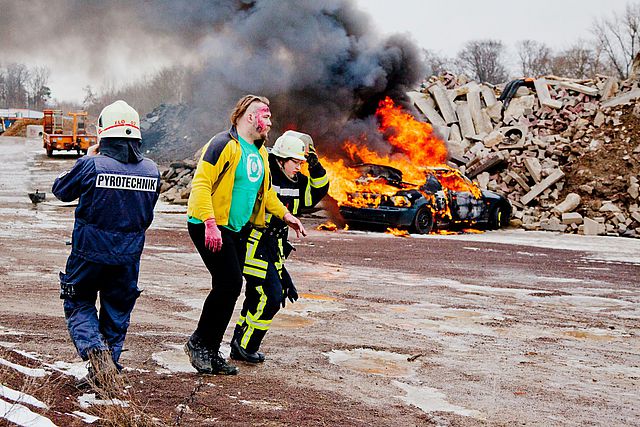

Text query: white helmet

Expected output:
[271,130,310,161]
[97,100,141,140]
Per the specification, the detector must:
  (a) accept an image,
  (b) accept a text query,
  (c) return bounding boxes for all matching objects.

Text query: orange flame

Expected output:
[322,97,481,209]
[317,221,338,231]
[385,227,410,237]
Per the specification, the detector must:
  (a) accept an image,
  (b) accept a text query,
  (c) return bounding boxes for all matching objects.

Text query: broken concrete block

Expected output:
[476,172,490,189]
[534,79,563,109]
[429,84,459,125]
[465,152,507,178]
[600,77,619,100]
[540,217,567,232]
[456,102,476,139]
[601,88,640,108]
[504,95,536,122]
[631,211,640,223]
[523,157,542,183]
[507,171,531,191]
[521,169,565,205]
[628,183,639,199]
[407,91,447,127]
[467,88,493,135]
[599,202,621,213]
[583,217,603,235]
[593,111,606,127]
[553,193,581,214]
[557,81,599,96]
[562,212,583,225]
[480,84,498,106]
[483,130,504,148]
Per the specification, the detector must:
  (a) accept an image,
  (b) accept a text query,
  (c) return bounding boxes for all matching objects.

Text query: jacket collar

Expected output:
[229,125,265,149]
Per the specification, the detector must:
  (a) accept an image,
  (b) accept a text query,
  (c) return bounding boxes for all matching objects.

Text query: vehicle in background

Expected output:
[339,163,512,234]
[43,110,96,157]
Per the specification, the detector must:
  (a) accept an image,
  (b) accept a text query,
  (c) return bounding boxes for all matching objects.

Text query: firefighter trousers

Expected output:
[235,263,284,353]
[59,254,141,366]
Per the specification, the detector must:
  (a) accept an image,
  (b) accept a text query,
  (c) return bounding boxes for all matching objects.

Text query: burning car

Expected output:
[339,164,511,234]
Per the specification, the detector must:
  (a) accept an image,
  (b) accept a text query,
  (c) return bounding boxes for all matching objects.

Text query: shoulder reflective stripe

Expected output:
[243,266,267,278]
[95,173,157,192]
[310,174,329,188]
[279,188,299,197]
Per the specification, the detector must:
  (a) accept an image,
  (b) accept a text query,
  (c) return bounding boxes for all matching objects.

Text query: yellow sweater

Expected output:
[187,127,288,227]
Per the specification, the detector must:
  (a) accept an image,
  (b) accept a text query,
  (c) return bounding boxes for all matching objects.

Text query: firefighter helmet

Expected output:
[97,100,141,140]
[271,131,310,161]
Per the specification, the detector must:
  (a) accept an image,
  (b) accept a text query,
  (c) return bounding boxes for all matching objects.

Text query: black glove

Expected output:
[280,268,299,308]
[305,141,319,168]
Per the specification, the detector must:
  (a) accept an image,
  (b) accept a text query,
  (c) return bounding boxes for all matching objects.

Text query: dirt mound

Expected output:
[140,103,213,164]
[561,103,640,234]
[3,118,42,136]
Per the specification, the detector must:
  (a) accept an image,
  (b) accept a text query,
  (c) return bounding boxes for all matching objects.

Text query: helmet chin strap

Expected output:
[277,158,298,183]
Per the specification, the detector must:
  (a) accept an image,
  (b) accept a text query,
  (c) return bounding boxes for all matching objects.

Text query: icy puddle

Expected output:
[324,348,413,377]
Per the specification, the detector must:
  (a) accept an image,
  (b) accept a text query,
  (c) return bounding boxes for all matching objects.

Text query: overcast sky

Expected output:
[354,0,632,56]
[15,0,636,103]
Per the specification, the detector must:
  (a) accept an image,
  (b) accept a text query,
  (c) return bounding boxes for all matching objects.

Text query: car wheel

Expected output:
[490,204,508,229]
[412,206,433,234]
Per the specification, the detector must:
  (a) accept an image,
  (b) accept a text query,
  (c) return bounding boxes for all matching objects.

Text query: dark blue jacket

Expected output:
[52,152,160,265]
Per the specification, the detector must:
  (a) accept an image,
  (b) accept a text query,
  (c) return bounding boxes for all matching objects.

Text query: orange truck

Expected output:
[43,110,97,157]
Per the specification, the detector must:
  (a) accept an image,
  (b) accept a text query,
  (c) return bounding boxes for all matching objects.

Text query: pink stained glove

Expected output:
[204,218,223,252]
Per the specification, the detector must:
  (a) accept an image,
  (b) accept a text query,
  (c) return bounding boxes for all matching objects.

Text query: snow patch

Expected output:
[0,358,48,377]
[0,398,57,427]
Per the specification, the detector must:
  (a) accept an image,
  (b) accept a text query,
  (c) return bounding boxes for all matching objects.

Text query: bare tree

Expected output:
[27,66,51,110]
[456,39,508,84]
[4,63,30,108]
[550,40,607,79]
[592,3,640,79]
[423,49,453,77]
[516,40,553,77]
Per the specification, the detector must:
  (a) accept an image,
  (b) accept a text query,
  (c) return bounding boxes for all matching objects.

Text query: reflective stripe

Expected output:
[304,179,312,206]
[310,174,328,188]
[236,314,246,326]
[245,239,268,269]
[243,266,267,279]
[292,198,300,215]
[279,188,299,197]
[240,286,272,347]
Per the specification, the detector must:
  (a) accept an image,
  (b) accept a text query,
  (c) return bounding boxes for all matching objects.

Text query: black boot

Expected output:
[184,334,239,375]
[230,338,265,363]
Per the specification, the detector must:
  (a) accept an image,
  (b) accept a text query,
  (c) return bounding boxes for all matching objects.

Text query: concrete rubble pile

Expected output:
[158,74,640,238]
[407,73,640,237]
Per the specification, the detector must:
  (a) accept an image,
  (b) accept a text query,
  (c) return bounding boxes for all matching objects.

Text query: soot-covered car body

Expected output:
[339,164,511,234]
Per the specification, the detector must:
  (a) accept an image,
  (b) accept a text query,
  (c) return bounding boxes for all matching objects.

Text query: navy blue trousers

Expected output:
[60,254,141,365]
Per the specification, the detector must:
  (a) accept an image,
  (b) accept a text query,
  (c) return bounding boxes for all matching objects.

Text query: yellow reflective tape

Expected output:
[236,315,246,326]
[250,229,263,240]
[241,286,271,346]
[243,266,267,279]
[293,198,300,215]
[245,240,268,269]
[310,174,328,188]
[304,180,312,206]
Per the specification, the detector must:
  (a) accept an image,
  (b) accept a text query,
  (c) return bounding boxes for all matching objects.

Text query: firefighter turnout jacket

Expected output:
[243,153,329,280]
[52,152,160,265]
